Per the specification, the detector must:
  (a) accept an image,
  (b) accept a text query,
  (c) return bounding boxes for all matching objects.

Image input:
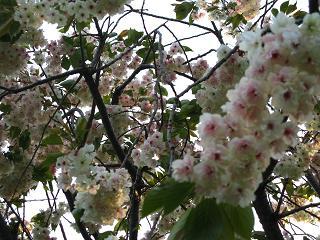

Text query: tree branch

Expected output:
[309,0,319,13]
[305,169,320,196]
[83,69,139,180]
[277,202,320,219]
[0,68,84,100]
[111,64,153,105]
[253,158,284,240]
[176,45,239,99]
[63,190,93,240]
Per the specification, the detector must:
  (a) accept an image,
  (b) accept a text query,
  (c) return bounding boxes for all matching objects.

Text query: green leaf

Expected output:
[103,95,111,104]
[177,198,225,240]
[286,3,297,14]
[114,219,129,232]
[70,49,83,68]
[98,232,115,240]
[59,16,73,33]
[32,165,54,182]
[0,16,13,38]
[75,117,88,145]
[72,208,84,223]
[19,130,30,150]
[222,204,254,239]
[182,45,193,52]
[124,29,143,46]
[76,21,90,31]
[61,56,70,70]
[226,14,247,30]
[156,84,168,97]
[0,0,17,6]
[32,152,63,181]
[0,103,11,114]
[31,211,48,228]
[9,126,21,138]
[293,10,307,19]
[86,43,95,61]
[174,2,194,20]
[168,199,253,240]
[271,8,279,16]
[42,133,63,146]
[280,1,289,13]
[179,99,201,120]
[168,209,192,240]
[136,47,156,64]
[45,152,64,164]
[59,79,77,91]
[141,179,194,217]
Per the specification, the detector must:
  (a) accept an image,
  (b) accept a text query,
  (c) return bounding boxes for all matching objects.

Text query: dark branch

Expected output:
[309,0,319,13]
[0,68,84,100]
[111,64,153,105]
[253,158,284,240]
[63,190,93,240]
[305,169,320,196]
[176,46,239,99]
[277,202,320,219]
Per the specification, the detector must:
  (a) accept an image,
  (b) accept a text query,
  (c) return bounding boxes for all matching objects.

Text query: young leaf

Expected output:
[124,29,143,46]
[19,130,31,150]
[271,8,279,16]
[42,133,63,146]
[222,204,254,239]
[172,198,226,240]
[280,1,289,13]
[174,2,194,20]
[141,179,194,217]
[76,117,88,144]
[61,56,71,70]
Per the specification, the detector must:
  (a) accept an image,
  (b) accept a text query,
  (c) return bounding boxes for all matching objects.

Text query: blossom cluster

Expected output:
[131,131,166,168]
[31,203,68,240]
[196,0,260,21]
[55,144,131,225]
[0,152,35,199]
[173,13,320,207]
[275,144,312,179]
[196,45,248,113]
[0,42,29,76]
[14,0,132,30]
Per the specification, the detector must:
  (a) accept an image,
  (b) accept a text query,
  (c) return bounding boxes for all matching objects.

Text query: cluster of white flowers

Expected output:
[191,59,209,79]
[160,42,188,83]
[233,0,260,20]
[32,226,53,240]
[3,88,51,128]
[131,131,166,168]
[196,45,248,113]
[74,167,131,225]
[56,144,95,191]
[55,144,131,225]
[0,153,36,199]
[275,144,312,179]
[196,0,260,22]
[173,13,320,207]
[106,105,132,140]
[14,0,132,30]
[31,202,68,240]
[0,42,29,76]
